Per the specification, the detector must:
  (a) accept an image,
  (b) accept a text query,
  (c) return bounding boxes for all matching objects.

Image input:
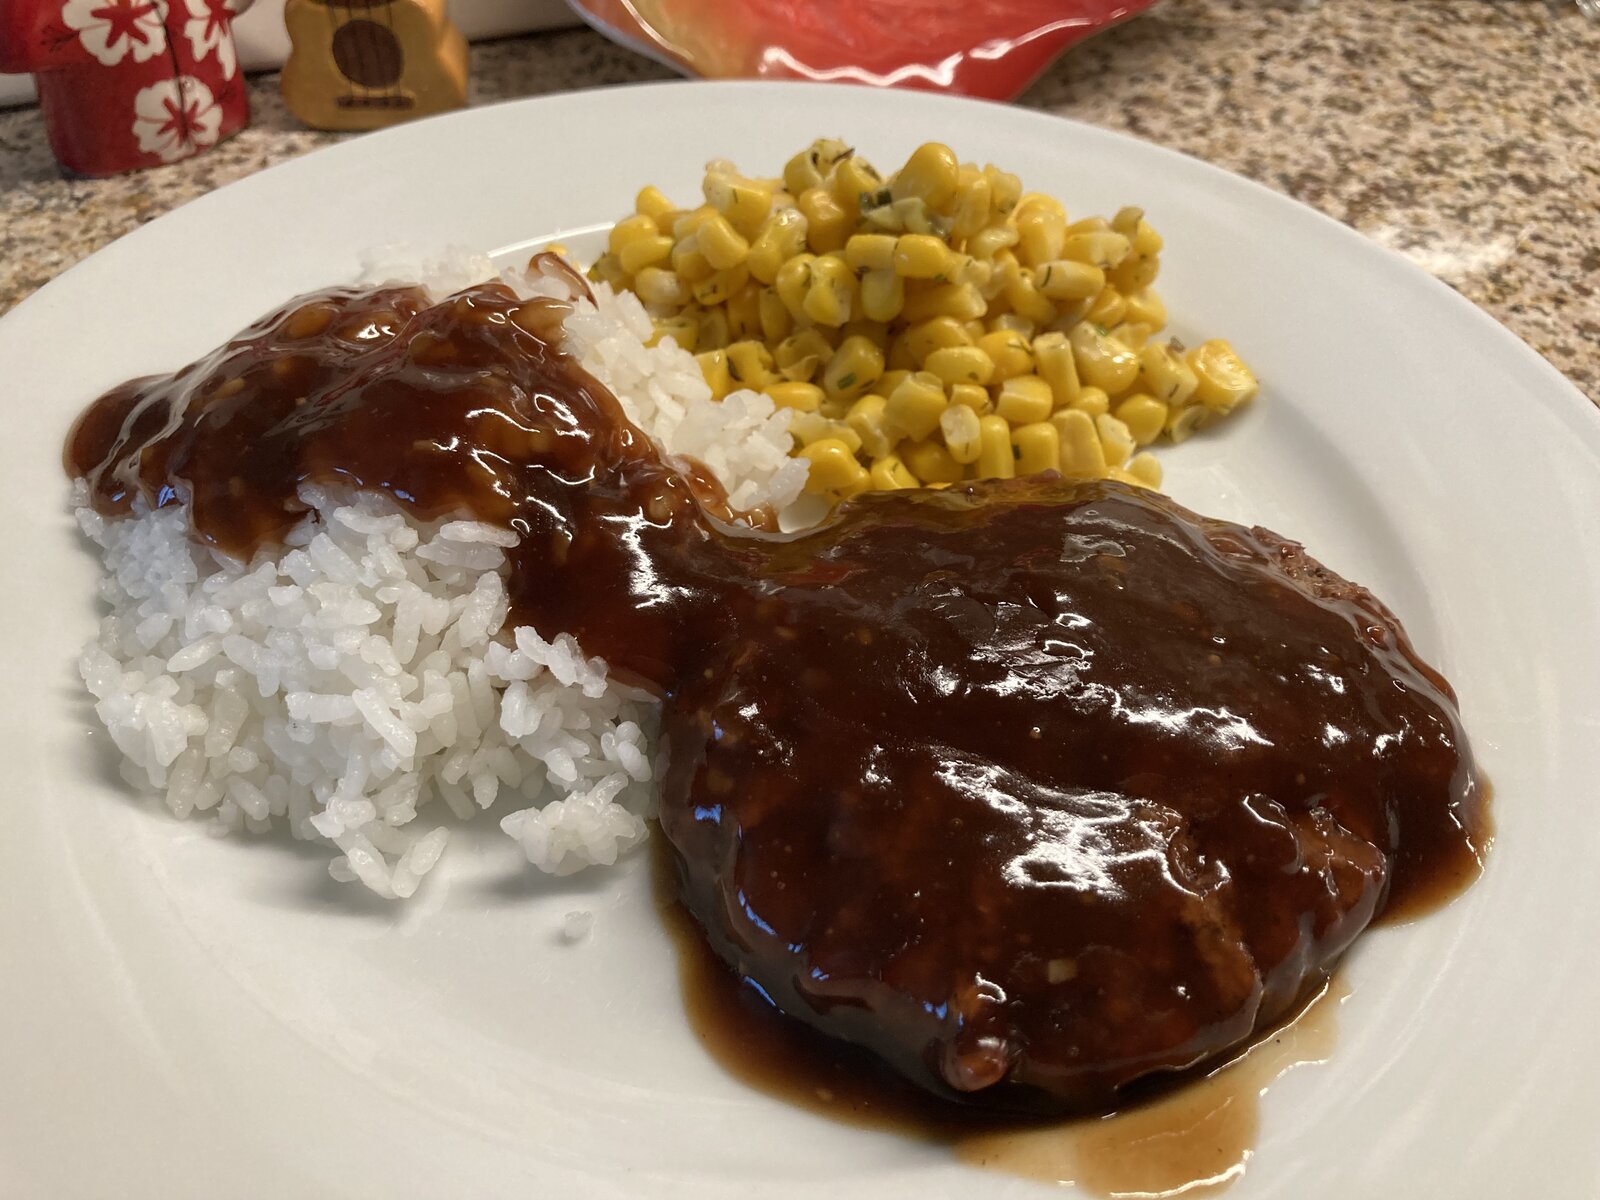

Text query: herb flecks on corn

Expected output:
[594,140,1260,504]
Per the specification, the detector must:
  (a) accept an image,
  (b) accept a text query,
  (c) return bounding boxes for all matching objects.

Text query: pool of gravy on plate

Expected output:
[67,276,1489,1154]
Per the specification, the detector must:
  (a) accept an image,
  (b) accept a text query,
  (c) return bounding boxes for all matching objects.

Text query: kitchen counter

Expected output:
[1,0,1595,403]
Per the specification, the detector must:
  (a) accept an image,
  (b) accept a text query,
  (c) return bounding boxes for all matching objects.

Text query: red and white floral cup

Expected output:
[0,0,253,176]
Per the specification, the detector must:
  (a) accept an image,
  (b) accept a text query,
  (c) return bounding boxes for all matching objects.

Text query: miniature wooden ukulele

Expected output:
[282,0,467,131]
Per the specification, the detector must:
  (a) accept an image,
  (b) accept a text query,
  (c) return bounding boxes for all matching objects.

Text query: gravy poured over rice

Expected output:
[65,267,1486,1110]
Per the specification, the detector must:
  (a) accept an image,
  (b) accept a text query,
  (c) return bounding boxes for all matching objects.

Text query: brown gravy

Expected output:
[67,279,1488,1129]
[656,833,1348,1194]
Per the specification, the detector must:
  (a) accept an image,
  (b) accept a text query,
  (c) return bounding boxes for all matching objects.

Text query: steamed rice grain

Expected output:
[74,254,808,898]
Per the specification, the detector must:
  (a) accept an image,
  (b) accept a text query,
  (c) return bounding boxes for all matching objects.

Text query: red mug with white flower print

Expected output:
[0,0,253,176]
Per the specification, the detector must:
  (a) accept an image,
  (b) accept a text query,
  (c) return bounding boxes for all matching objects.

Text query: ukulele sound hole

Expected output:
[331,19,404,88]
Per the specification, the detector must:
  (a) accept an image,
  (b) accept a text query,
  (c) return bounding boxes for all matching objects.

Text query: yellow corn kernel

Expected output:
[1110,251,1160,294]
[826,420,863,453]
[891,195,940,236]
[1166,403,1207,443]
[774,254,816,322]
[1066,216,1110,236]
[840,319,889,352]
[939,403,983,463]
[1011,421,1061,475]
[1130,216,1163,258]
[860,200,904,234]
[745,228,786,286]
[588,253,626,290]
[1034,260,1106,301]
[1114,394,1169,446]
[923,345,996,388]
[893,234,955,280]
[1111,206,1143,236]
[869,454,920,491]
[670,204,717,241]
[1123,287,1168,330]
[977,330,1035,382]
[654,209,691,239]
[1046,296,1095,330]
[844,234,897,272]
[885,372,948,441]
[670,237,714,284]
[783,145,825,195]
[956,255,993,292]
[985,315,1036,342]
[758,287,793,344]
[891,142,960,208]
[977,414,1016,479]
[1095,413,1135,468]
[847,393,894,459]
[830,154,884,211]
[693,265,749,308]
[803,255,856,327]
[799,188,852,254]
[788,411,830,446]
[765,381,824,412]
[823,335,885,401]
[859,269,906,322]
[696,305,729,351]
[1015,192,1066,223]
[903,316,974,364]
[1017,209,1066,267]
[877,369,911,398]
[748,208,810,284]
[1052,409,1108,478]
[723,283,761,341]
[949,168,992,239]
[1085,286,1128,329]
[696,349,733,401]
[607,213,660,256]
[704,174,773,236]
[1070,324,1140,396]
[902,281,988,323]
[1033,331,1082,408]
[901,437,964,484]
[617,234,674,276]
[995,375,1054,426]
[775,327,833,381]
[1109,322,1153,350]
[1136,341,1199,408]
[697,213,750,271]
[1125,451,1163,489]
[799,438,868,494]
[633,267,688,311]
[650,315,698,352]
[1069,387,1111,418]
[962,318,988,343]
[1001,265,1058,326]
[1188,340,1259,413]
[984,165,1022,213]
[948,382,991,415]
[635,185,675,228]
[1062,230,1133,269]
[726,339,778,391]
[969,223,1020,260]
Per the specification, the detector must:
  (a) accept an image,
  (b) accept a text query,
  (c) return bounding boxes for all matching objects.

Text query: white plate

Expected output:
[2,82,1597,1199]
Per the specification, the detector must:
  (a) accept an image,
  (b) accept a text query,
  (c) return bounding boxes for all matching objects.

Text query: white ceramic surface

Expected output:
[2,82,1597,1199]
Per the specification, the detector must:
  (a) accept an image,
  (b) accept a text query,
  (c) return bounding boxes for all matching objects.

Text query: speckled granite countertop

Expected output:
[2,0,1595,403]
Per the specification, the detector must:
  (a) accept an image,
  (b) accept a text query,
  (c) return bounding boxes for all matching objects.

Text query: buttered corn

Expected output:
[595,138,1259,503]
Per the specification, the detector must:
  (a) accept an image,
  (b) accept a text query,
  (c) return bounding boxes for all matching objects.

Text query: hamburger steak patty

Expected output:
[657,480,1484,1112]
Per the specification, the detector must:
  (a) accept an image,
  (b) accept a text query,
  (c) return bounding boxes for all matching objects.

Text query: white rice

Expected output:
[74,253,809,899]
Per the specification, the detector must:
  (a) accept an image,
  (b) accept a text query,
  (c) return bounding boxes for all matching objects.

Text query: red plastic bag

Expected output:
[569,0,1157,100]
